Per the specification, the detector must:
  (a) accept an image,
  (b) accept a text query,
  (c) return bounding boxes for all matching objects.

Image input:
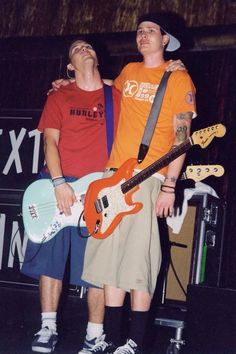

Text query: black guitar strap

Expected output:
[137,71,172,163]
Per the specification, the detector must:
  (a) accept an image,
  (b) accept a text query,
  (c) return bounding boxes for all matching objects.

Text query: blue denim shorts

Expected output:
[21,172,93,287]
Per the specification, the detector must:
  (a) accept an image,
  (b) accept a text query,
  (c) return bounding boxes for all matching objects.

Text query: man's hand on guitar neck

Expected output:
[54,182,77,216]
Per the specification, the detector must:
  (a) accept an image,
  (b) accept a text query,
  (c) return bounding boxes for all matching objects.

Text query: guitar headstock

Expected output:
[184,164,225,182]
[191,124,226,149]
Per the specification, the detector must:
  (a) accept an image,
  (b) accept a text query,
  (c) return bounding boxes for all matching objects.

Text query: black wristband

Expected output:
[161,185,176,193]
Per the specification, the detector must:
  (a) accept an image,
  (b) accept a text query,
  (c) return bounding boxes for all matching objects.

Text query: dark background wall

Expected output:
[1,0,236,36]
[0,0,236,289]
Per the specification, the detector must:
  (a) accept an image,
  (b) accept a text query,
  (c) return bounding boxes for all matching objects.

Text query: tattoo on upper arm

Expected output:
[176,112,193,121]
[176,126,187,142]
[175,112,193,142]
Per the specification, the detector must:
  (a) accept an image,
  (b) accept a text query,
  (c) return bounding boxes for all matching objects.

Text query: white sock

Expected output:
[86,322,104,340]
[41,312,57,332]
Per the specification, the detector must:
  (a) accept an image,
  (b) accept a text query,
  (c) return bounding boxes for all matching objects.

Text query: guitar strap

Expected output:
[137,71,172,163]
[103,84,114,157]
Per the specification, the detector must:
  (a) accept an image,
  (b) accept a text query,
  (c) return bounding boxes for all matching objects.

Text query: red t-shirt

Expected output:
[38,82,120,178]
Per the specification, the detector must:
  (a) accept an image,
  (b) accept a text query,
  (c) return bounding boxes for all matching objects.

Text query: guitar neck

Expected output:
[121,138,193,193]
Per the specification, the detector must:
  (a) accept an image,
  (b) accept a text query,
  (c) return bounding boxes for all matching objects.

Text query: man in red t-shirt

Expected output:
[21,38,120,354]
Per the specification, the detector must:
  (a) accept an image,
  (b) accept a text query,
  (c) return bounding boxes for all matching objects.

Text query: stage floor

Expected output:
[0,285,233,354]
[0,285,176,354]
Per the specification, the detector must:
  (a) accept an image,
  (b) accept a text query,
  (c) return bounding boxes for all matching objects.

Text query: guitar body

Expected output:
[84,158,142,239]
[22,172,103,243]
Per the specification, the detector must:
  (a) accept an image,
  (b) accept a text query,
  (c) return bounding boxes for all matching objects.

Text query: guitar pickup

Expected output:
[102,195,109,209]
[95,199,103,213]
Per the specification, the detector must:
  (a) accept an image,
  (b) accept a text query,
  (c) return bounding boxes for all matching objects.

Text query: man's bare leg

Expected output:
[40,275,62,312]
[84,288,105,341]
[130,289,151,311]
[39,275,62,330]
[87,287,105,323]
[105,285,126,306]
[32,276,61,352]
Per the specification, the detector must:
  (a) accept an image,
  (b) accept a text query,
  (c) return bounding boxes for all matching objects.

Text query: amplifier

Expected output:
[159,192,226,302]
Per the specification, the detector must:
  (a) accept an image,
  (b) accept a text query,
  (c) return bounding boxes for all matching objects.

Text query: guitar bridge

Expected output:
[102,195,109,208]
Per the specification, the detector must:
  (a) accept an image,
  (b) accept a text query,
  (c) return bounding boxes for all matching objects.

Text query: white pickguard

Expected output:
[97,179,137,233]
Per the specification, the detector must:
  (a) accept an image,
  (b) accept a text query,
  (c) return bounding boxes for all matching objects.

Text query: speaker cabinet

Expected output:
[162,193,226,303]
[165,204,196,302]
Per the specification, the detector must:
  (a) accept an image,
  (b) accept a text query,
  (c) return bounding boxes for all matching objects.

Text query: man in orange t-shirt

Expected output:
[82,12,197,354]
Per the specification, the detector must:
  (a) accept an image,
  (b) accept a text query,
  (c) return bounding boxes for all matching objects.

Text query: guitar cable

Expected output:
[10,212,92,266]
[10,226,47,264]
[77,210,100,238]
[170,255,187,298]
[168,241,188,298]
[77,211,92,238]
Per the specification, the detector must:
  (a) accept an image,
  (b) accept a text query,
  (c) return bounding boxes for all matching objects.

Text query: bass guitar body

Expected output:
[22,172,103,243]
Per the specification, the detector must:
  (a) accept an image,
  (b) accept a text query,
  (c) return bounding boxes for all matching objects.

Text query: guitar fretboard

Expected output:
[121,138,193,194]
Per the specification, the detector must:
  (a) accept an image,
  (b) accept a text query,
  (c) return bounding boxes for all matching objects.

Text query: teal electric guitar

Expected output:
[22,172,103,244]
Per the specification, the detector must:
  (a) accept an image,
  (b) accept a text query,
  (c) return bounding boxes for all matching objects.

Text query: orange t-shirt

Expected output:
[108,61,196,176]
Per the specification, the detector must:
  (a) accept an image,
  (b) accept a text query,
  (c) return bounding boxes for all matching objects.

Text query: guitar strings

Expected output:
[28,200,83,211]
[27,201,64,216]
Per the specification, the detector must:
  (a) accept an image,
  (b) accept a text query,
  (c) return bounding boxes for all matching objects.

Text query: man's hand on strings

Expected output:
[54,183,77,216]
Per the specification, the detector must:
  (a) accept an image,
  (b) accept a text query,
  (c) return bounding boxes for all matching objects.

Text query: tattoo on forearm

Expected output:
[165,176,177,183]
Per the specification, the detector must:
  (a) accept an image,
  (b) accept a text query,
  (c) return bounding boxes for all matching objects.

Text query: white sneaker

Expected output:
[114,339,142,354]
[32,327,58,353]
[78,333,116,353]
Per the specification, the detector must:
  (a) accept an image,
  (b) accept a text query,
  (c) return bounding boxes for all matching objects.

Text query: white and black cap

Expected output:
[137,12,181,52]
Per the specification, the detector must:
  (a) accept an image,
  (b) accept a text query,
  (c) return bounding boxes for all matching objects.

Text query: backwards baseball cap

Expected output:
[137,12,181,52]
